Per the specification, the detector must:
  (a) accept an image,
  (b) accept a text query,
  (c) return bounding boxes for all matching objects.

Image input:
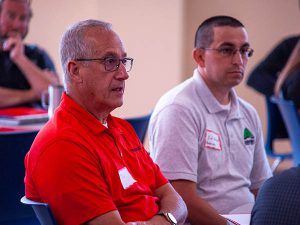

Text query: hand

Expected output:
[2,32,25,62]
[126,215,171,225]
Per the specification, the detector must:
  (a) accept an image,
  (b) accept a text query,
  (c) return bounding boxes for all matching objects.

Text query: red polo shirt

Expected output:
[24,93,167,225]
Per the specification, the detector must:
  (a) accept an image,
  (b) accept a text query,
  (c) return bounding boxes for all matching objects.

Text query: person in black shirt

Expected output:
[0,0,58,108]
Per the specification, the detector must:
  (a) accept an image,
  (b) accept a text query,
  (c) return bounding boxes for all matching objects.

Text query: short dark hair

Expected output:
[194,15,244,48]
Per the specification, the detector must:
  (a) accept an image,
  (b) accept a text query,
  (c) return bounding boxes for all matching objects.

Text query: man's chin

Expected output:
[111,101,124,110]
[229,79,243,88]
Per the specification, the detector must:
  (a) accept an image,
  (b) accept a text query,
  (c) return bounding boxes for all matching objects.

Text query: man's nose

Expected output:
[231,50,244,65]
[11,18,24,30]
[116,63,129,80]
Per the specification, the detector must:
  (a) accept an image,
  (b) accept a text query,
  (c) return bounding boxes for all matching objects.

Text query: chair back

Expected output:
[20,196,57,225]
[265,97,289,153]
[265,97,292,171]
[125,113,151,143]
[0,130,39,224]
[271,96,300,166]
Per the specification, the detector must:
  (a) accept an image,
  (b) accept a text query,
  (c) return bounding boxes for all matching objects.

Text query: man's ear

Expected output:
[68,61,83,83]
[193,48,205,67]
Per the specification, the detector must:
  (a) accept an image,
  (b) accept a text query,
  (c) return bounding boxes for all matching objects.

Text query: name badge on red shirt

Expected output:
[205,129,222,151]
[118,167,137,189]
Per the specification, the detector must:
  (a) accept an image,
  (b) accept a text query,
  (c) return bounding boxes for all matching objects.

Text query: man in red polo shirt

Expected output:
[24,19,187,225]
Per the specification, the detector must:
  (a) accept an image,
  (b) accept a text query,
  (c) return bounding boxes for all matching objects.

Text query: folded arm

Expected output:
[148,182,188,225]
[85,183,187,225]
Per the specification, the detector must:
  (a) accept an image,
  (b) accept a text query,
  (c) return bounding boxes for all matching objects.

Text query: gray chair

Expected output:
[20,196,57,225]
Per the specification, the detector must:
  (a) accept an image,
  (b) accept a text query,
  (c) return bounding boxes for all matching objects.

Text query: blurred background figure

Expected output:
[247,35,300,114]
[0,0,58,108]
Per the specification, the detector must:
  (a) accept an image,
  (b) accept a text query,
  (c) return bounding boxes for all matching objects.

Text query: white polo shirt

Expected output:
[149,69,272,214]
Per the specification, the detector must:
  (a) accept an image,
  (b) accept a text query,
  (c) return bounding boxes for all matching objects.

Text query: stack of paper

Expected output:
[222,214,250,225]
[0,107,48,125]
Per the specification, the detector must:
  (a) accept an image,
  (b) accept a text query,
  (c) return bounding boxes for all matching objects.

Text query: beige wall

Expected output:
[26,0,300,137]
[26,0,183,118]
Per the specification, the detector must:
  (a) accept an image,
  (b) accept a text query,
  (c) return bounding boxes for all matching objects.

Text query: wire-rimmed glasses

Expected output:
[74,57,134,72]
[202,46,254,58]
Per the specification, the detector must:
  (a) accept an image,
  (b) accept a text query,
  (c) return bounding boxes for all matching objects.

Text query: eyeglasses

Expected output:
[74,57,134,72]
[202,47,254,58]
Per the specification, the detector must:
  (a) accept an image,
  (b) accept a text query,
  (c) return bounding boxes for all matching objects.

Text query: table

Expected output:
[0,107,48,132]
[0,122,45,132]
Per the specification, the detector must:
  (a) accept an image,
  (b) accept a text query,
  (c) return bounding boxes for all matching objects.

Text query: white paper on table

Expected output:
[221,214,250,225]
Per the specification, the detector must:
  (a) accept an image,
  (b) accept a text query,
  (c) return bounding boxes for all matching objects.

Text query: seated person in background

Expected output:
[24,19,187,225]
[247,35,300,113]
[0,0,58,108]
[274,39,300,114]
[251,165,300,225]
[149,15,272,225]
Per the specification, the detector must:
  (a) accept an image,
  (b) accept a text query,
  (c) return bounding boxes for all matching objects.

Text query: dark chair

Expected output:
[270,96,300,167]
[265,97,292,171]
[0,130,40,225]
[125,113,151,144]
[20,196,57,225]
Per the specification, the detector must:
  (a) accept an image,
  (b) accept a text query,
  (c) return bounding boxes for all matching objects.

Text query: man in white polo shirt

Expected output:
[149,15,272,225]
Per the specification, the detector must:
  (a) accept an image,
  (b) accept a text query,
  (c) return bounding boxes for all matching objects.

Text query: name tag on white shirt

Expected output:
[205,129,222,151]
[118,167,137,189]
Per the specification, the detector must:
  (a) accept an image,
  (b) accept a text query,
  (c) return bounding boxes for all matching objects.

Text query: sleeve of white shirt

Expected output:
[149,104,200,182]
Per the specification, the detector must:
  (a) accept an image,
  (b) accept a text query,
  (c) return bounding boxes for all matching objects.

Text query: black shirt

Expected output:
[0,44,56,90]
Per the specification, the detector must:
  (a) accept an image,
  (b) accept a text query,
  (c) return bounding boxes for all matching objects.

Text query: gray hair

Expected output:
[59,19,112,87]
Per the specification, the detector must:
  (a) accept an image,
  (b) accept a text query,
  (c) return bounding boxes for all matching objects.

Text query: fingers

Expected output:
[126,222,147,225]
[2,35,21,51]
[2,34,24,62]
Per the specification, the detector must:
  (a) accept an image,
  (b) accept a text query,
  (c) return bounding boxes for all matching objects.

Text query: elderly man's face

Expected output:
[0,0,31,39]
[74,28,130,115]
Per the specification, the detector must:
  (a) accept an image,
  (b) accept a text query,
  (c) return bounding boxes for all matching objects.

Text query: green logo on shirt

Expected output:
[244,128,254,145]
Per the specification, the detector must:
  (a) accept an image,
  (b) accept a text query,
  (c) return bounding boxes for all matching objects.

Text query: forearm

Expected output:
[0,87,39,108]
[13,54,59,94]
[171,180,227,225]
[84,210,127,225]
[155,183,187,225]
[186,196,227,225]
[274,39,300,95]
